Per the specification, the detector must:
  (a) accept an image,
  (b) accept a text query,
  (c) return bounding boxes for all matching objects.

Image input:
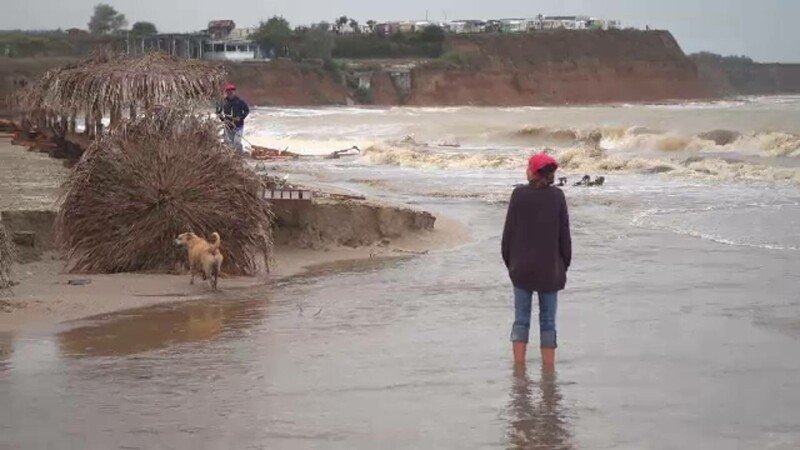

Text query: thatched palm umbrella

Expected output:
[56,110,273,276]
[16,51,225,136]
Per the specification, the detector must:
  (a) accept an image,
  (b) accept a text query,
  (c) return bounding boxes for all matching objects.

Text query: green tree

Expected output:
[335,16,349,33]
[88,3,127,35]
[366,20,377,33]
[312,22,331,32]
[292,27,335,60]
[130,21,157,37]
[419,25,445,43]
[349,19,360,33]
[252,16,292,55]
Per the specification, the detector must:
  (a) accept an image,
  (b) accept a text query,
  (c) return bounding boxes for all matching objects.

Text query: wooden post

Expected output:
[110,104,121,128]
[94,108,103,136]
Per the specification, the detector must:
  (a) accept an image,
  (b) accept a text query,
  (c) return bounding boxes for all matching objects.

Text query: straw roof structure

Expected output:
[0,221,14,289]
[15,51,225,128]
[56,110,273,275]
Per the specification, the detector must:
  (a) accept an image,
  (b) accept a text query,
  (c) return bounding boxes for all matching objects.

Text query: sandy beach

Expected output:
[0,137,467,333]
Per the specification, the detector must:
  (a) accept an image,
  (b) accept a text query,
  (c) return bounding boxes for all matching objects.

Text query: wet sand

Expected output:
[0,219,466,334]
[0,138,468,333]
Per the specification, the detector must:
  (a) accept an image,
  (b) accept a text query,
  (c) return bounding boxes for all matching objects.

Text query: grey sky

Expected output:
[3,0,797,62]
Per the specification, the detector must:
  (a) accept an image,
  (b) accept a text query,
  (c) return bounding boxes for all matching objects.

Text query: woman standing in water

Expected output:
[502,154,572,367]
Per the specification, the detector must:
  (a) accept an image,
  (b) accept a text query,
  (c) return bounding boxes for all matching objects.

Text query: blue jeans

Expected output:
[224,126,245,156]
[511,287,558,348]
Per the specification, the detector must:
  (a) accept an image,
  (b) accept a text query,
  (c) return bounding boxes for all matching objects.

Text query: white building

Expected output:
[447,20,485,34]
[202,41,263,62]
[338,22,358,34]
[413,21,433,32]
[499,18,529,33]
[526,18,543,31]
[587,18,621,30]
[398,21,416,33]
[542,16,591,30]
[228,27,255,40]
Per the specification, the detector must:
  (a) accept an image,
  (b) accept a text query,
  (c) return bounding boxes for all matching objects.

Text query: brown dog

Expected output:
[174,232,223,290]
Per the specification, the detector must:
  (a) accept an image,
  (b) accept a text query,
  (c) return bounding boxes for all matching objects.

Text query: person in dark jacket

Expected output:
[216,83,250,156]
[502,153,572,367]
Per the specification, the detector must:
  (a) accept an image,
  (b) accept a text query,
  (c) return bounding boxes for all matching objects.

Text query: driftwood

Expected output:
[251,146,300,161]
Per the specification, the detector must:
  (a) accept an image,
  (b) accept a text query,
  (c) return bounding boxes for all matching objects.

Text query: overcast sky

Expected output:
[3,0,797,62]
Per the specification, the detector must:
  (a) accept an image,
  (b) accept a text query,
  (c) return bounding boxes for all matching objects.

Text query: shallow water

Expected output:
[2,99,800,449]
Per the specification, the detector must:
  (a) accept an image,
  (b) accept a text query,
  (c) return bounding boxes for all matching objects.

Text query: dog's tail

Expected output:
[209,232,221,253]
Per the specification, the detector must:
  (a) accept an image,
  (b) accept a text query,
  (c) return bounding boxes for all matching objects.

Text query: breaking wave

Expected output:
[515,126,800,157]
[362,145,525,170]
[557,147,800,183]
[362,144,800,185]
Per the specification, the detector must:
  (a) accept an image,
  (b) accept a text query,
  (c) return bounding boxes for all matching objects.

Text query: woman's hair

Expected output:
[534,163,557,187]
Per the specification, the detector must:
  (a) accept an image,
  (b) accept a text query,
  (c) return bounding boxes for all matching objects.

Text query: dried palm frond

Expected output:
[56,110,272,275]
[15,50,225,123]
[0,221,14,289]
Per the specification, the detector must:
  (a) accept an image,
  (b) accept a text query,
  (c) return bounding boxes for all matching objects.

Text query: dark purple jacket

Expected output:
[502,184,572,292]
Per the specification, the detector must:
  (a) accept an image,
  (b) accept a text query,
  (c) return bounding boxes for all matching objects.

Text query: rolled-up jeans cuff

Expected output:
[510,325,530,343]
[540,330,557,348]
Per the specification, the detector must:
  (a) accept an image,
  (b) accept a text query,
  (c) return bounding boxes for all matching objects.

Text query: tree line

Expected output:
[87,3,157,37]
[4,5,447,61]
[251,16,446,60]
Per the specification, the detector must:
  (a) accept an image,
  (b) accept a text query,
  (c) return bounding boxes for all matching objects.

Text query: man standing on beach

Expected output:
[217,84,250,156]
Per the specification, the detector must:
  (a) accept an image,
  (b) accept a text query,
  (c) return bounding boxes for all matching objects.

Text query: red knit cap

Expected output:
[528,153,559,174]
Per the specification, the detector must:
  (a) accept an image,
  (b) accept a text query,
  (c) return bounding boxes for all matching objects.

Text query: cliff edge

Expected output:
[406,30,710,105]
[4,30,800,109]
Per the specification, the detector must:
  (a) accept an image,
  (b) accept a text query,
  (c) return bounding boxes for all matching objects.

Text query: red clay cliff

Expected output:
[3,30,800,111]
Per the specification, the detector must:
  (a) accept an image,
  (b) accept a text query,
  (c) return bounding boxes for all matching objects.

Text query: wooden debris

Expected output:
[251,146,300,161]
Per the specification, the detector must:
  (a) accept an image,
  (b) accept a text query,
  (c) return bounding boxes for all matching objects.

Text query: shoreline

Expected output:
[0,137,469,334]
[0,215,467,334]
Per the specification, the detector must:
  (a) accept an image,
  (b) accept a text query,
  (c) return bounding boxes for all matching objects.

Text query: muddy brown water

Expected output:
[1,196,799,449]
[4,99,800,448]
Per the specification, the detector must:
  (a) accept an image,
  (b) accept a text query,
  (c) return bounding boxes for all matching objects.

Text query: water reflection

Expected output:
[57,298,268,358]
[507,366,572,450]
